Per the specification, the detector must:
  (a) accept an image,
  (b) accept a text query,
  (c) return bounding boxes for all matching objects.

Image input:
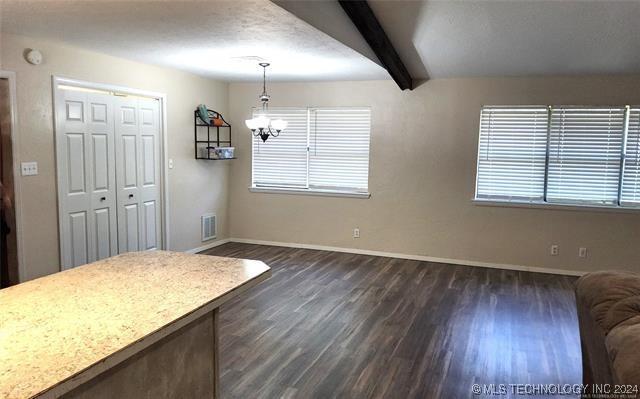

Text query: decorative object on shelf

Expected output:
[197,104,210,125]
[199,146,235,160]
[215,147,235,159]
[194,108,235,160]
[200,146,216,159]
[245,63,287,142]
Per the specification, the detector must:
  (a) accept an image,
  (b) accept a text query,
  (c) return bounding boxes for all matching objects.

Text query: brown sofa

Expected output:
[576,271,640,386]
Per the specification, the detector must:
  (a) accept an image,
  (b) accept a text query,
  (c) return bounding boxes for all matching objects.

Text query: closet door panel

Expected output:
[94,208,112,260]
[87,93,117,260]
[122,136,138,187]
[123,203,140,252]
[57,90,115,268]
[91,134,109,190]
[142,200,157,250]
[142,135,156,185]
[115,96,142,253]
[138,98,162,251]
[69,211,89,267]
[65,133,86,194]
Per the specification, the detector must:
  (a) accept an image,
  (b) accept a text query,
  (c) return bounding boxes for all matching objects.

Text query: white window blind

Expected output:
[252,108,308,188]
[621,108,640,205]
[309,108,370,192]
[547,107,625,205]
[251,107,371,194]
[475,106,548,201]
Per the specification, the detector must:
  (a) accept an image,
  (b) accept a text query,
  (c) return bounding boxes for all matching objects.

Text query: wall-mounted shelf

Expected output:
[194,108,233,160]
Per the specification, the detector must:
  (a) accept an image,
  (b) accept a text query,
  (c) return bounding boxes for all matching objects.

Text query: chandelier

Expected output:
[245,63,287,142]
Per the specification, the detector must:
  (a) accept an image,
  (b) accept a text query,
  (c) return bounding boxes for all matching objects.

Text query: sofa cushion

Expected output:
[605,295,640,332]
[605,322,640,384]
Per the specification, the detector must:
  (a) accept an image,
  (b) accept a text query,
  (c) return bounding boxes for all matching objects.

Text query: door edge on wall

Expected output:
[52,76,170,270]
[0,70,26,283]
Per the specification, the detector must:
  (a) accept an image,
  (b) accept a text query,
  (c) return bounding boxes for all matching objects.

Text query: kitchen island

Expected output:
[0,251,270,399]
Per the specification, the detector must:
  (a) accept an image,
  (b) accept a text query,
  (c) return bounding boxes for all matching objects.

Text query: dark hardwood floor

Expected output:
[204,243,581,399]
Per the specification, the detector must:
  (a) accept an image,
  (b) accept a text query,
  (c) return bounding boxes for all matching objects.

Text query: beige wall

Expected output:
[229,78,640,274]
[3,30,639,278]
[1,34,230,281]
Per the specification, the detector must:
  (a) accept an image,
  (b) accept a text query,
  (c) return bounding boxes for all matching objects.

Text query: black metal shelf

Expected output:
[194,108,234,160]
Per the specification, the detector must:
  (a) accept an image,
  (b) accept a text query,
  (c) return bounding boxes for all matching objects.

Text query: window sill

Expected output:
[473,198,640,214]
[249,186,371,199]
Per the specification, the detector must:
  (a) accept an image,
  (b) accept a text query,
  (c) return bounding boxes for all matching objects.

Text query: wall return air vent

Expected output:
[201,214,217,241]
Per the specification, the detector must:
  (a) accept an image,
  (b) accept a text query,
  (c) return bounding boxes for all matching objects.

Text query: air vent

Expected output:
[201,214,217,241]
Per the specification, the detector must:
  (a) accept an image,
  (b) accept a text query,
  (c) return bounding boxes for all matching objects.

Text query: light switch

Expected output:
[168,158,174,169]
[21,161,38,176]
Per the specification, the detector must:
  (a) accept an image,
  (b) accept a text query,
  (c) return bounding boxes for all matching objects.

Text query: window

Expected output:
[547,107,624,205]
[476,106,548,201]
[475,105,640,209]
[252,107,371,196]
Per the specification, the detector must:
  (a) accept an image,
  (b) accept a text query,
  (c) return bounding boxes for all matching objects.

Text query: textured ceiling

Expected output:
[0,0,388,81]
[273,0,381,69]
[4,1,640,83]
[371,0,640,79]
[283,0,640,80]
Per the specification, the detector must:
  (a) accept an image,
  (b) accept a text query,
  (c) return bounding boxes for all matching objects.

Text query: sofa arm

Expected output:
[575,271,640,387]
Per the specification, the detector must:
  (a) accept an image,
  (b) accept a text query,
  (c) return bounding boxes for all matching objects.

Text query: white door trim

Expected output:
[52,76,170,268]
[0,70,26,282]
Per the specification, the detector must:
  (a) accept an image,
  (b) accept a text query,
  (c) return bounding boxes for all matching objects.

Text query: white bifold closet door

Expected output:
[114,96,161,253]
[56,89,118,268]
[56,89,161,270]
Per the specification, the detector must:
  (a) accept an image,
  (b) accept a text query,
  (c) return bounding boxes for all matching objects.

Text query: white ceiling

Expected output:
[0,0,388,82]
[374,0,640,79]
[279,0,640,80]
[3,1,640,83]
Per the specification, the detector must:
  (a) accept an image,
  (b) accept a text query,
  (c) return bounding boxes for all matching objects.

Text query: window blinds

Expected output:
[309,108,370,192]
[475,106,548,201]
[252,108,308,188]
[251,107,371,193]
[547,107,625,205]
[621,108,640,205]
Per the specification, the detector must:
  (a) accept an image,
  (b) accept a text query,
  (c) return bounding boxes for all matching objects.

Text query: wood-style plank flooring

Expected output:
[204,243,581,399]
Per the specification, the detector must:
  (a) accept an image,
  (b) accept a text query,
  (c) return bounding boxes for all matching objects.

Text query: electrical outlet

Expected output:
[353,228,360,238]
[550,245,559,256]
[579,247,587,258]
[21,161,38,176]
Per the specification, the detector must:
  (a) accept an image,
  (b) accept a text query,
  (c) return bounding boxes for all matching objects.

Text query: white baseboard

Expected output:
[228,238,585,277]
[184,238,231,254]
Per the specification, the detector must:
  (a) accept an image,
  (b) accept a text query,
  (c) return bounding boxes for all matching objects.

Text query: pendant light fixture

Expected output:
[245,63,287,142]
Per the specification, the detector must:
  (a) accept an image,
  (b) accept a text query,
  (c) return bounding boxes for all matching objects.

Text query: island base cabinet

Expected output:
[62,310,219,399]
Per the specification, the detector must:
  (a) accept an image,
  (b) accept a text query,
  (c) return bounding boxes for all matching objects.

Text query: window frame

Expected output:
[473,104,640,212]
[250,106,372,198]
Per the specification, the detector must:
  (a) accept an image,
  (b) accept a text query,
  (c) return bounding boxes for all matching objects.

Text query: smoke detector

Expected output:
[25,49,43,65]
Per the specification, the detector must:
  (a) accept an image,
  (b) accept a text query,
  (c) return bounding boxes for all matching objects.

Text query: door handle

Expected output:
[129,194,134,199]
[100,197,106,201]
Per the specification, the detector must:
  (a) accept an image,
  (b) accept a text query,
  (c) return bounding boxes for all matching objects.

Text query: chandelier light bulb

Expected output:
[255,115,270,129]
[245,118,260,130]
[271,119,287,132]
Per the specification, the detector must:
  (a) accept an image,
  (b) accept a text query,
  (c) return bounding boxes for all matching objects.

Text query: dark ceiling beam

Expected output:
[338,0,413,90]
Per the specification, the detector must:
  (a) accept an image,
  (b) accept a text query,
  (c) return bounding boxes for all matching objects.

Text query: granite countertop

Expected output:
[0,251,270,399]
